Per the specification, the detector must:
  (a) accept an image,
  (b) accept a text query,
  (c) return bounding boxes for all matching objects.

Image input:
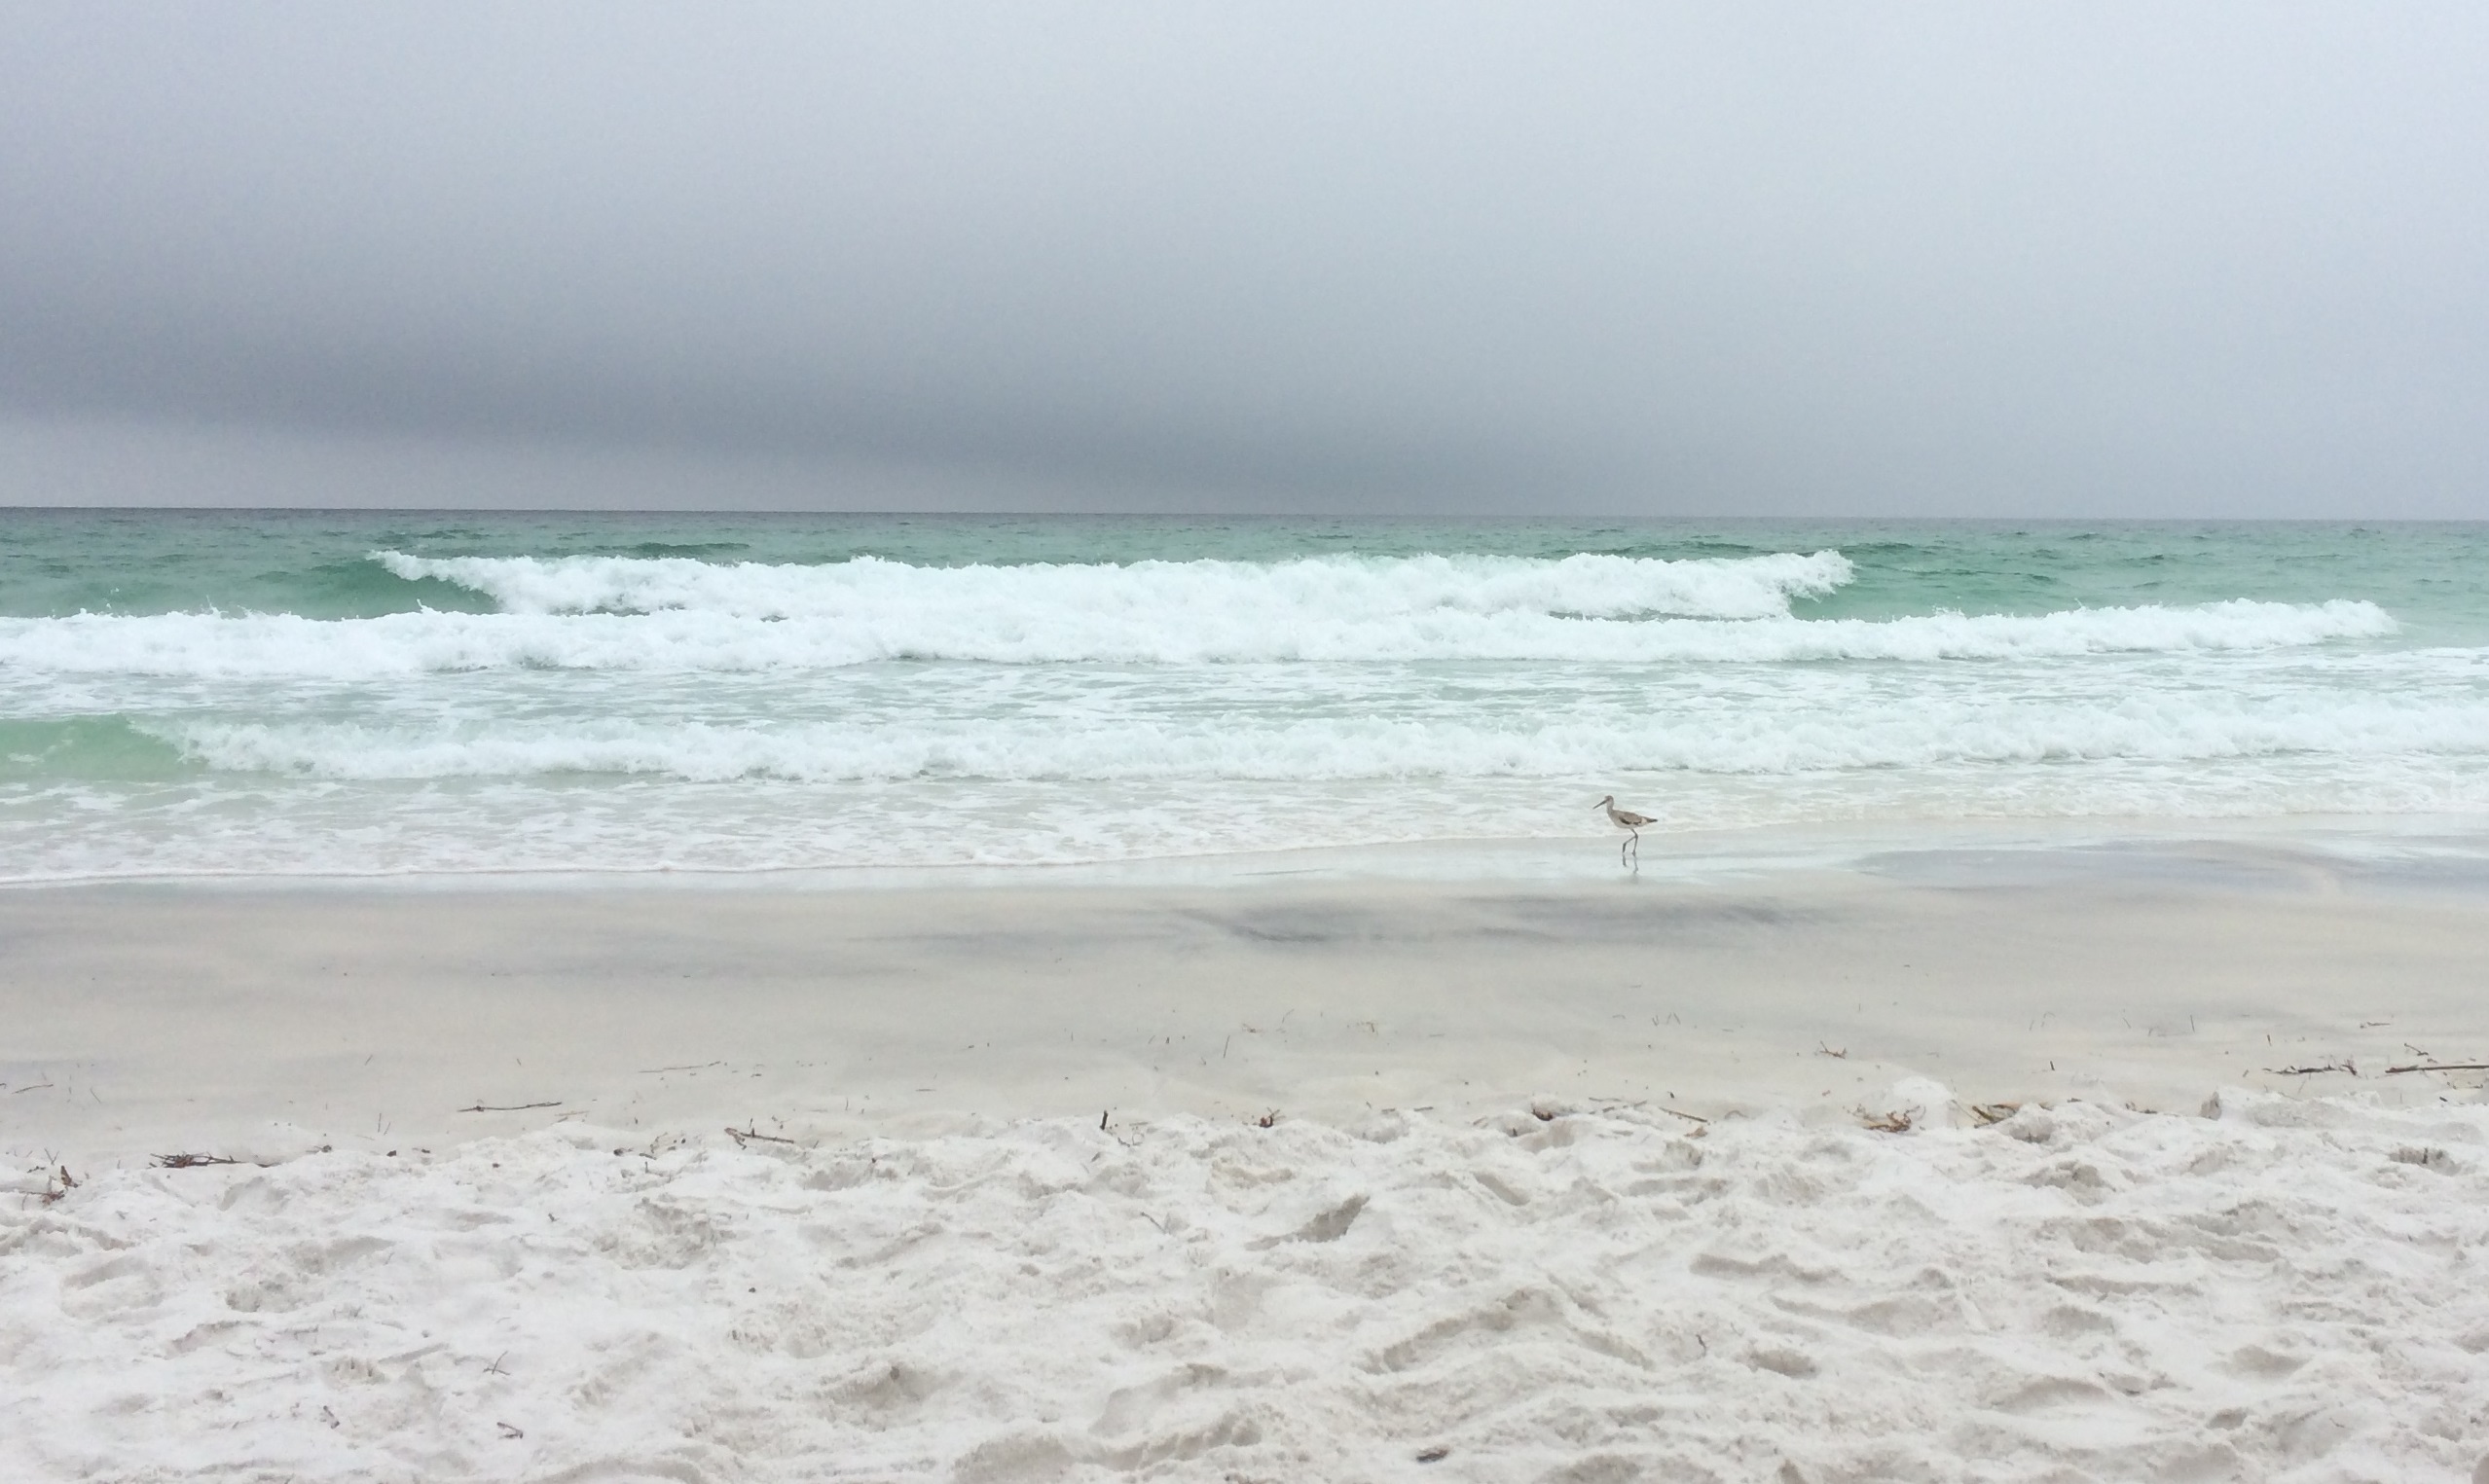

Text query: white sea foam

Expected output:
[6,1097,2486,1482]
[373,548,1858,621]
[158,693,2489,782]
[0,597,2399,676]
[13,757,2489,883]
[0,544,2455,879]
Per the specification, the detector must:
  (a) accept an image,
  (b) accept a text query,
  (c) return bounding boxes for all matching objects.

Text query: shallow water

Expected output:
[2,512,2485,881]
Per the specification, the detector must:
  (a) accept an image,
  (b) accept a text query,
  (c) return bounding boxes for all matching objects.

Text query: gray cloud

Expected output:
[3,2,2485,514]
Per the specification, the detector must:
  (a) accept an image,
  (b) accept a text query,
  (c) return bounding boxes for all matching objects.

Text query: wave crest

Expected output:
[0,599,2397,676]
[372,549,1855,622]
[158,695,2489,783]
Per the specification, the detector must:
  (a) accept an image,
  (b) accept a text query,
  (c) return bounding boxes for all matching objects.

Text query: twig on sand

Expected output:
[1655,1105,1710,1125]
[2261,1059,2357,1077]
[1970,1102,2023,1126]
[458,1101,563,1113]
[724,1123,798,1148]
[1815,1042,1848,1059]
[1860,1109,1915,1134]
[151,1153,245,1169]
[2384,1062,2489,1075]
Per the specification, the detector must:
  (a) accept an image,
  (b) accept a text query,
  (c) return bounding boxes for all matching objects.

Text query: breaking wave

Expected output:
[369,549,1857,622]
[7,518,2479,882]
[157,694,2489,782]
[0,601,2398,678]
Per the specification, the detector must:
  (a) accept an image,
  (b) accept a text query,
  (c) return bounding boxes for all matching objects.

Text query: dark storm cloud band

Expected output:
[2,2,2485,513]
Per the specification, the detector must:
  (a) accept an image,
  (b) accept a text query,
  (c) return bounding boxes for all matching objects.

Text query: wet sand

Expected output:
[6,842,2484,1169]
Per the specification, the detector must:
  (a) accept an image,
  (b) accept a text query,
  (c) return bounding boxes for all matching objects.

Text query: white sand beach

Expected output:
[15,6,2489,1476]
[5,843,2488,1482]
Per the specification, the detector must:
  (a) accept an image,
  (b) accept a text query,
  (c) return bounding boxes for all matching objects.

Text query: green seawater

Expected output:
[5,510,2486,635]
[1,510,2484,881]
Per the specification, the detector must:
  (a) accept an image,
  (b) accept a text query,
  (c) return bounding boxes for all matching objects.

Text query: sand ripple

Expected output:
[5,1092,2486,1482]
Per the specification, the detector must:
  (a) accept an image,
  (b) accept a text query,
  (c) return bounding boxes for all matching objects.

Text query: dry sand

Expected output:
[5,842,2488,1482]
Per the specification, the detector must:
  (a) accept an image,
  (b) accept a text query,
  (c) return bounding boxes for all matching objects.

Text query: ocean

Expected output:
[3,510,2485,884]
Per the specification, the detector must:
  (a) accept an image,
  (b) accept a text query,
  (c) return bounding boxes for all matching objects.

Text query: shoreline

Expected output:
[7,839,2485,1172]
[8,809,2489,895]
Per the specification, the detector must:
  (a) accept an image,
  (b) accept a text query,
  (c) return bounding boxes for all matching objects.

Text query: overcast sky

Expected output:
[3,3,2485,516]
